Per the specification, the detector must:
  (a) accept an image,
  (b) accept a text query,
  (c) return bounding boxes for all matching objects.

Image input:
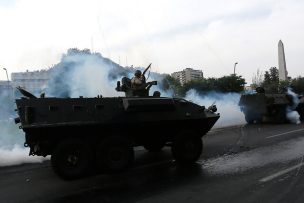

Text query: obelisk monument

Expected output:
[278,40,288,81]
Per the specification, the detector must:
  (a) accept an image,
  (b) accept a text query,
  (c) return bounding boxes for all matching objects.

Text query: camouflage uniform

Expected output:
[131,70,146,90]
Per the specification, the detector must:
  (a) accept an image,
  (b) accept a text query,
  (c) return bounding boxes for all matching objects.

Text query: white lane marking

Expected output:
[259,162,304,182]
[266,128,304,139]
[296,156,304,176]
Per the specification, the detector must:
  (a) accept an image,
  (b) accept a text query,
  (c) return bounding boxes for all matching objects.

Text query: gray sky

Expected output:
[0,0,303,83]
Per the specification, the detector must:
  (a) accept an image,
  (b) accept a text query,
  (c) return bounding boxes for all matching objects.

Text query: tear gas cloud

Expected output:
[0,117,46,167]
[46,49,169,98]
[286,88,301,124]
[185,89,245,127]
[47,49,129,98]
[0,89,47,166]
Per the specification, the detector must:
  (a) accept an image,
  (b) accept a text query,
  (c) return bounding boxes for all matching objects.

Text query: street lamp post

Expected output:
[3,68,9,84]
[3,68,11,98]
[233,62,238,75]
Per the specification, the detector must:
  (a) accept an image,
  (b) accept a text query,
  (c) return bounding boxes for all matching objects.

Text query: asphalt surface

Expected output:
[1,123,304,203]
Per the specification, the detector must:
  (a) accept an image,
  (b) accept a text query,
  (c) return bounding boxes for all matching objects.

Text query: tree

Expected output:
[184,79,209,93]
[172,74,246,95]
[252,69,263,89]
[278,80,290,93]
[291,77,304,94]
[269,67,279,82]
[262,67,279,93]
[160,75,183,96]
[216,74,246,93]
[263,71,271,84]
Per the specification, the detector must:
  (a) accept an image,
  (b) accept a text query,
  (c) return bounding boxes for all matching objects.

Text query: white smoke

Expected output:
[0,120,47,167]
[68,57,121,97]
[0,146,46,167]
[287,111,300,124]
[46,50,169,98]
[185,89,245,127]
[47,52,125,98]
[64,59,171,98]
[286,88,301,124]
[0,91,41,167]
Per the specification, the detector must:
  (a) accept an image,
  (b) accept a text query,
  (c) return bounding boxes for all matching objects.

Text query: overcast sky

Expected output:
[0,0,303,83]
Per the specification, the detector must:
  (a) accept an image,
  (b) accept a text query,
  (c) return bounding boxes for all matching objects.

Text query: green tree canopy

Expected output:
[258,67,304,94]
[291,77,304,94]
[160,75,183,96]
[217,74,246,93]
[161,74,246,96]
[261,67,280,93]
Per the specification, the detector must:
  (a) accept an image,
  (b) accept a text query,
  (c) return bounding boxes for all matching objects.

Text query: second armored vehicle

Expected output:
[15,69,220,180]
[239,87,304,124]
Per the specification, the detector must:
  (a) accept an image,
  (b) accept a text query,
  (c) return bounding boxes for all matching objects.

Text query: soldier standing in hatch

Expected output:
[131,70,146,90]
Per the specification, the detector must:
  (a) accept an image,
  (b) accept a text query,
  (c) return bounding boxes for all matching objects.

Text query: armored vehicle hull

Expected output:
[239,92,304,124]
[16,94,219,179]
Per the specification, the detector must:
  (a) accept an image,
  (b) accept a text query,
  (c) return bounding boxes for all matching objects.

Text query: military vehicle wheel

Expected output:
[51,139,93,180]
[171,132,202,164]
[97,136,134,172]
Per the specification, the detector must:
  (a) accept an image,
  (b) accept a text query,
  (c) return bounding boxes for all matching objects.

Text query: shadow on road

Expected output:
[54,150,206,203]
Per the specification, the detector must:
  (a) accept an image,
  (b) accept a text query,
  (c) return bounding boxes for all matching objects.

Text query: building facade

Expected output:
[0,80,13,96]
[171,68,203,85]
[0,80,14,119]
[11,70,50,94]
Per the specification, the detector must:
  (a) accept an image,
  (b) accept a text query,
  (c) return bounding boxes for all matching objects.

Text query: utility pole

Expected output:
[3,68,9,85]
[3,67,11,99]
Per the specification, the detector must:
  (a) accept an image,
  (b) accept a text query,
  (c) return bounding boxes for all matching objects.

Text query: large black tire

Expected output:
[143,139,166,152]
[51,139,93,180]
[171,132,203,164]
[96,136,134,172]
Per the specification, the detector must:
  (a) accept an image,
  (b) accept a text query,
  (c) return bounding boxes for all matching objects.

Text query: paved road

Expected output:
[0,123,304,203]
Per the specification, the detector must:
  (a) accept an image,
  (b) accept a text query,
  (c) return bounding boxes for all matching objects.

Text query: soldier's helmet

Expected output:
[135,70,142,77]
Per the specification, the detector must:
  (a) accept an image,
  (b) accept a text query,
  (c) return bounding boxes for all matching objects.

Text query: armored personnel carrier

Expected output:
[239,87,304,124]
[14,70,220,180]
